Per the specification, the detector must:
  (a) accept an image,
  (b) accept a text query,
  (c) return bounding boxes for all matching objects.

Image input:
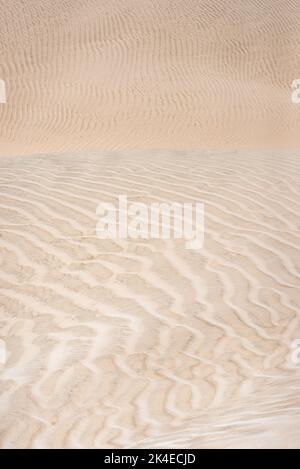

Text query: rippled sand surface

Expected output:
[0,149,300,448]
[0,0,300,155]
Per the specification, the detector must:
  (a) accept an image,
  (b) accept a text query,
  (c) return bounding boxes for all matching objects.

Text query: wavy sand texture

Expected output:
[0,0,300,155]
[0,149,300,448]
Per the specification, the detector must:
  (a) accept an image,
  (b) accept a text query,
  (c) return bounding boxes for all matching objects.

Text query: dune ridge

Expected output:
[0,149,299,448]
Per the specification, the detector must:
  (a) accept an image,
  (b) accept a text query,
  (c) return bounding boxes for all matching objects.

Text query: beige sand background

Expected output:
[0,0,300,449]
[0,0,300,155]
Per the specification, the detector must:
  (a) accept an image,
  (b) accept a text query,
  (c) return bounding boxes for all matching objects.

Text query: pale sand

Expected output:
[1,0,300,450]
[0,149,300,448]
[0,0,300,155]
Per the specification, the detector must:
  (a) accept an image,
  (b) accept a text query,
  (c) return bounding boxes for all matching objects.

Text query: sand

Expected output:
[0,0,300,155]
[0,0,300,450]
[0,149,300,448]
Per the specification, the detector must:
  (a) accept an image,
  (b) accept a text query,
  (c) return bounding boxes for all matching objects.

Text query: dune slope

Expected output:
[0,0,300,154]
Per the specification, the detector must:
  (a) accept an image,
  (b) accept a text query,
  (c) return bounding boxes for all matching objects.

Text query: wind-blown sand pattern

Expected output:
[0,149,300,448]
[0,0,300,155]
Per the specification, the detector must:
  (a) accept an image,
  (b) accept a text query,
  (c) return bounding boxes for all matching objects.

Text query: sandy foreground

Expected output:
[0,149,299,448]
[0,0,300,154]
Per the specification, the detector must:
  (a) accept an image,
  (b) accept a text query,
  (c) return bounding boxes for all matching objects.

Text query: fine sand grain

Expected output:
[0,149,300,448]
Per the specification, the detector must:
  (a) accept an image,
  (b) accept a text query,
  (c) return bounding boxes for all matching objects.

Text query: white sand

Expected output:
[0,149,300,448]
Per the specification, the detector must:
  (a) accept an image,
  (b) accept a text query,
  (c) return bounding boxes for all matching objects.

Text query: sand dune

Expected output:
[0,0,300,155]
[0,149,299,448]
[1,0,300,450]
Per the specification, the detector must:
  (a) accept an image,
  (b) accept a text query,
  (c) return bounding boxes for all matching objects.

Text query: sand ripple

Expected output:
[0,0,300,155]
[0,149,299,448]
